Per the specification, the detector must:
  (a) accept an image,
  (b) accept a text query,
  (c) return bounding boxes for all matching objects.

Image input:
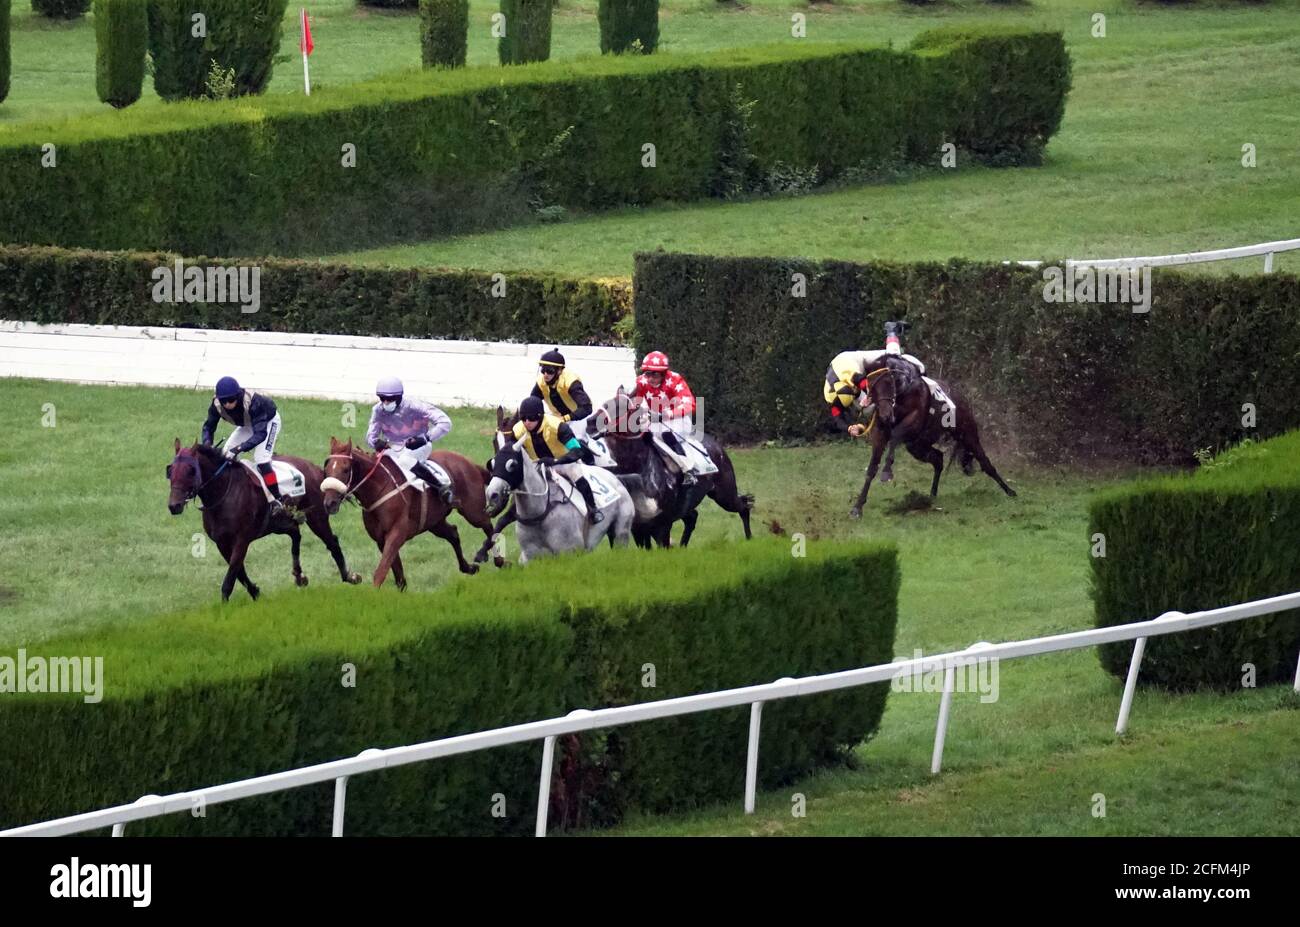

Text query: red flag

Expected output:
[300,9,314,57]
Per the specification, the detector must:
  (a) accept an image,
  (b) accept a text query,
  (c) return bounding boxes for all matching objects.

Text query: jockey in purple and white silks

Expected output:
[365,376,457,505]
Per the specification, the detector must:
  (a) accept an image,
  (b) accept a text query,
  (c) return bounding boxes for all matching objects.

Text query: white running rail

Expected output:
[1010,237,1300,273]
[4,591,1298,838]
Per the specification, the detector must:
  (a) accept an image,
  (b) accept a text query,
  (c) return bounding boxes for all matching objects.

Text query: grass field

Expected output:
[2,378,1296,835]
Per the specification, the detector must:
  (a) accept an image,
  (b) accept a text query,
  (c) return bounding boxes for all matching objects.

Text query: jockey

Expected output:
[632,351,700,486]
[201,376,290,518]
[824,321,926,436]
[512,396,604,524]
[365,376,457,506]
[531,348,593,437]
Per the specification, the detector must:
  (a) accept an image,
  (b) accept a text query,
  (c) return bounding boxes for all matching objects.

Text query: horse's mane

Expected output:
[191,443,224,463]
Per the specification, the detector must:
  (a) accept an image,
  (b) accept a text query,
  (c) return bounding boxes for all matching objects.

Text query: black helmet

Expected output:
[539,348,566,369]
[519,396,546,421]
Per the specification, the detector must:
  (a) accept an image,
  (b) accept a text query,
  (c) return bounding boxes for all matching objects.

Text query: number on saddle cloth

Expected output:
[242,460,308,498]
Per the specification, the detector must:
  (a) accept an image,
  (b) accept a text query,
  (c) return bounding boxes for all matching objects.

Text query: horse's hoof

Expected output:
[849,507,862,520]
[493,556,506,568]
[1007,488,1018,498]
[463,564,480,576]
[396,581,408,592]
[249,587,261,600]
[295,574,309,588]
[345,571,363,584]
[880,471,893,484]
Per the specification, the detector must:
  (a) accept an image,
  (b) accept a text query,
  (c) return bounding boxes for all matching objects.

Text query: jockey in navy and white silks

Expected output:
[201,376,288,515]
[365,376,457,505]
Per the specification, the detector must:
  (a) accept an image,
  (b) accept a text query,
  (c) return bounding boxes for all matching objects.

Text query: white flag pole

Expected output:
[301,9,311,96]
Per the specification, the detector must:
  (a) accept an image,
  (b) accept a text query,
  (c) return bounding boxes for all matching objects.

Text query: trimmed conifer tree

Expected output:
[96,0,149,108]
[420,0,469,69]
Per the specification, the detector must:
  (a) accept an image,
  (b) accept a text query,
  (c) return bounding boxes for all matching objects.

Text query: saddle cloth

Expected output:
[241,460,308,499]
[683,437,719,475]
[923,377,956,419]
[552,465,622,519]
[385,453,452,494]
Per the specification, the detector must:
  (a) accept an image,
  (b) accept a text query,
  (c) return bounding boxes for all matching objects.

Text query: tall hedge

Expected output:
[1091,432,1300,691]
[498,0,552,65]
[0,540,899,835]
[632,252,1300,464]
[95,0,149,109]
[598,0,659,55]
[0,245,632,345]
[32,0,90,17]
[420,0,469,69]
[0,0,10,105]
[147,0,288,101]
[0,29,1069,255]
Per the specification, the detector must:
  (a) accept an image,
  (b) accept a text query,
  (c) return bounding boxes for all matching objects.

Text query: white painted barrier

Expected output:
[1010,237,1300,273]
[0,321,638,409]
[4,590,1297,837]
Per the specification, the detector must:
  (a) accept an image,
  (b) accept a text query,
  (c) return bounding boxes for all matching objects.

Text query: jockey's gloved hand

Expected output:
[372,438,390,451]
[223,447,239,461]
[404,435,427,450]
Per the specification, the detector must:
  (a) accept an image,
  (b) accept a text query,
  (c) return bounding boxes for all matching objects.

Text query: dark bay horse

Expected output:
[321,438,502,589]
[848,356,1016,517]
[586,389,754,548]
[166,439,362,602]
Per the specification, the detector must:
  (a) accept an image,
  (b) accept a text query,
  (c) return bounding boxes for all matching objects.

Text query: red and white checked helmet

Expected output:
[640,351,670,372]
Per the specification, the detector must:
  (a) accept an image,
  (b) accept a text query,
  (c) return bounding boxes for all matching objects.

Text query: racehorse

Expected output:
[848,356,1016,517]
[484,437,635,563]
[585,389,754,549]
[320,437,502,589]
[166,439,362,602]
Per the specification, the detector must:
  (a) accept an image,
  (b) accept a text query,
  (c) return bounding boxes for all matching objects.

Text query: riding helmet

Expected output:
[539,348,566,369]
[519,396,546,421]
[376,375,404,399]
[641,351,670,372]
[215,376,242,400]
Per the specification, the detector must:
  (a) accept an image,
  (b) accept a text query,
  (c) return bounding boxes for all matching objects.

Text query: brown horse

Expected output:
[587,389,754,548]
[849,356,1015,517]
[166,439,362,602]
[320,438,503,589]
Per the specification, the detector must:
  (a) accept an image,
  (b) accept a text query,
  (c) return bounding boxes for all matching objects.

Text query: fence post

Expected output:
[332,748,383,837]
[111,795,162,837]
[1293,646,1300,694]
[1265,252,1275,273]
[931,643,992,775]
[536,709,590,837]
[1116,611,1184,734]
[744,701,764,814]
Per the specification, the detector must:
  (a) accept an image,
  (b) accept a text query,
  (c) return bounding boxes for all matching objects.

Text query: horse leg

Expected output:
[880,440,898,483]
[850,439,886,519]
[222,537,256,602]
[286,523,308,587]
[705,467,755,540]
[632,524,652,550]
[967,436,1017,497]
[373,531,405,589]
[906,442,945,497]
[432,520,478,575]
[474,508,514,568]
[390,549,407,592]
[679,509,699,547]
[308,510,362,584]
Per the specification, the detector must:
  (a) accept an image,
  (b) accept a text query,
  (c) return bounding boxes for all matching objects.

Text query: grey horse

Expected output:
[485,438,634,564]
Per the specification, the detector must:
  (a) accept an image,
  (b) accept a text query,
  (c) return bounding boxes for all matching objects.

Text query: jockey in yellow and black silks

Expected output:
[825,322,927,435]
[512,396,604,524]
[531,348,593,433]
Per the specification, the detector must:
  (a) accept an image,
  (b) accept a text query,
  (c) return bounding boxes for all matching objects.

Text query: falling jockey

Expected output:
[201,376,292,519]
[531,348,594,438]
[824,321,927,437]
[632,351,702,487]
[366,376,458,506]
[513,396,604,524]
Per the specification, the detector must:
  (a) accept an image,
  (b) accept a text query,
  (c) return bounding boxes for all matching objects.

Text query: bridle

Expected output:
[325,449,393,509]
[172,452,234,511]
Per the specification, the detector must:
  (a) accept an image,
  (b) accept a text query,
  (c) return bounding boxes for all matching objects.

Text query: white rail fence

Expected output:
[4,591,1298,838]
[1010,237,1300,273]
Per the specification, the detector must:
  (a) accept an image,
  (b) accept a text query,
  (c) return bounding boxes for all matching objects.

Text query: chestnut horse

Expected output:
[849,356,1015,517]
[166,439,362,602]
[321,438,503,589]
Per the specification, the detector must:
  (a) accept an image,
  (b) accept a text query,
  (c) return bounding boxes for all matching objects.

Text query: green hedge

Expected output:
[420,0,469,69]
[32,0,90,17]
[631,252,1300,464]
[0,0,10,105]
[0,29,1069,255]
[0,540,899,835]
[96,0,149,109]
[1091,432,1300,690]
[0,245,632,344]
[498,0,552,65]
[598,0,659,55]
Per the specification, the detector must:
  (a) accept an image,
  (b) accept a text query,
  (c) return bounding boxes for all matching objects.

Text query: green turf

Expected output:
[3,378,1296,835]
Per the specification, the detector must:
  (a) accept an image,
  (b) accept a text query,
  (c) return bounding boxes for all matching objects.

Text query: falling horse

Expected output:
[320,437,503,589]
[848,356,1016,518]
[586,389,754,548]
[166,439,362,602]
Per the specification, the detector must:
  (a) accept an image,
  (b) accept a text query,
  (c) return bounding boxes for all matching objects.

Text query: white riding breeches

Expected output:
[388,441,432,472]
[649,419,696,473]
[227,413,280,465]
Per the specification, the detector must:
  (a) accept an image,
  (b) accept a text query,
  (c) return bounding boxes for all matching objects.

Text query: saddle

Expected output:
[884,355,925,398]
[550,466,622,519]
[240,459,308,501]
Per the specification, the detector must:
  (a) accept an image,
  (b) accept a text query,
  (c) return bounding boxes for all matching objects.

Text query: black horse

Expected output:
[586,389,754,548]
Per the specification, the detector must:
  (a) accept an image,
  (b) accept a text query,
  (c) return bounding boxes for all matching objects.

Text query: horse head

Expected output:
[485,437,531,517]
[592,386,650,439]
[321,436,355,515]
[870,366,897,427]
[166,437,205,514]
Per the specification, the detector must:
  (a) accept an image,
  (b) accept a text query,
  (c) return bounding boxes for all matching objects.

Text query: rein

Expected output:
[326,451,390,508]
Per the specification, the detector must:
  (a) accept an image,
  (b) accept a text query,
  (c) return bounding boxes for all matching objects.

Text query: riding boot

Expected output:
[414,462,458,507]
[575,478,605,524]
[658,431,698,486]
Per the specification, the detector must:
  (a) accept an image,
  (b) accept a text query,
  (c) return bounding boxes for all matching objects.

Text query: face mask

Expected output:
[381,400,398,413]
